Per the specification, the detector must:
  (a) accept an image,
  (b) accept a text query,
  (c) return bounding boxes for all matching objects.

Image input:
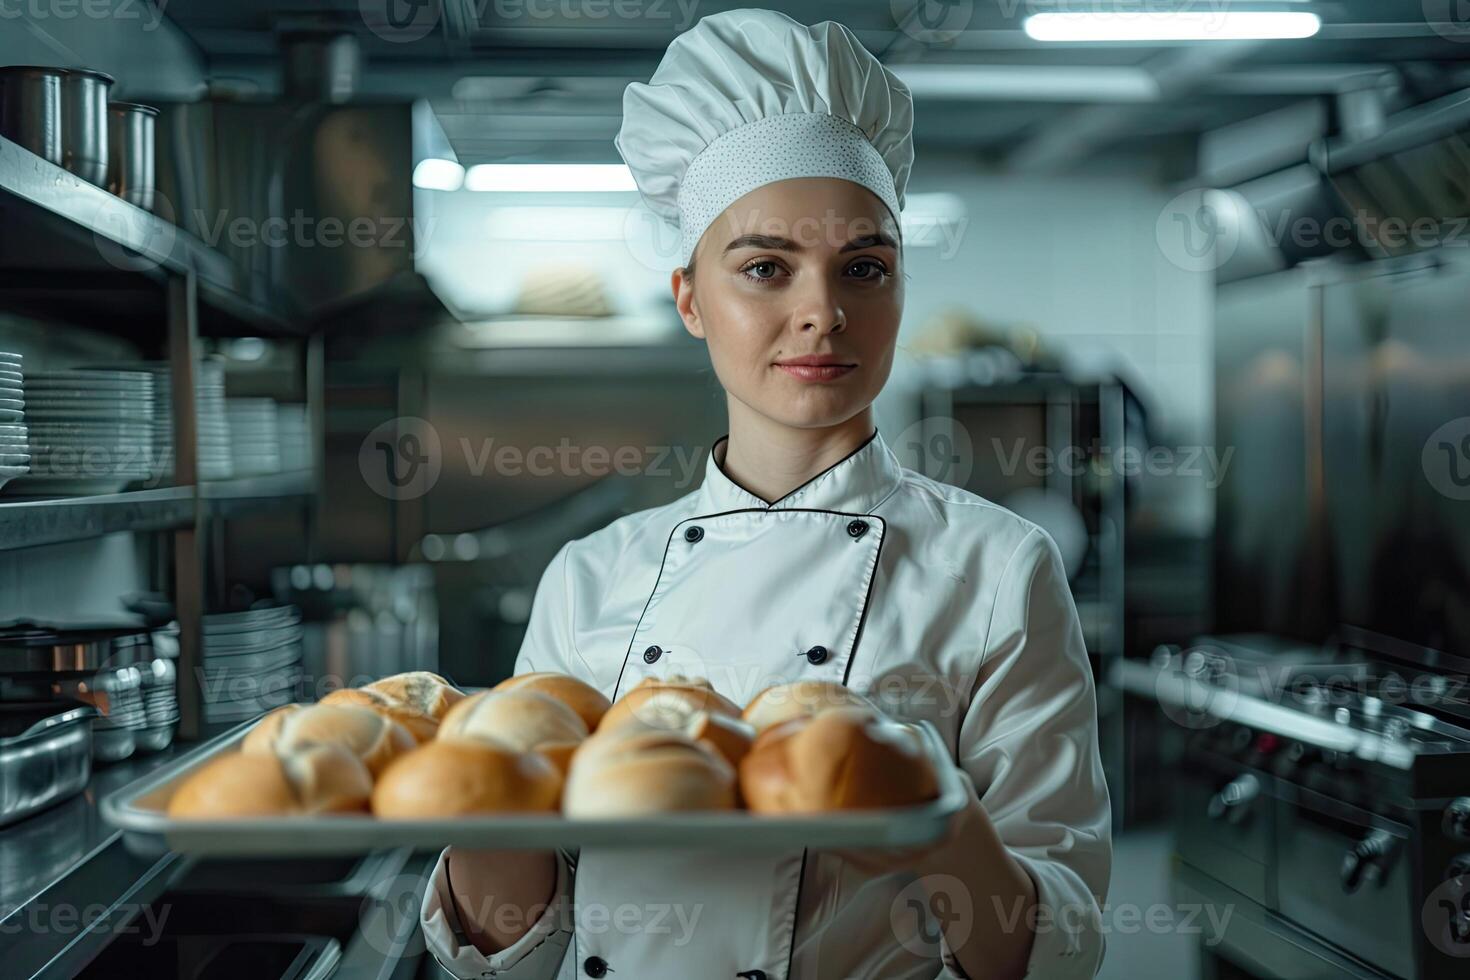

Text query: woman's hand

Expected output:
[823,769,985,877]
[822,768,1041,980]
[445,848,559,956]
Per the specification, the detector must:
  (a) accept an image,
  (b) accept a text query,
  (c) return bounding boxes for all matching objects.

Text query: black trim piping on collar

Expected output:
[710,427,881,510]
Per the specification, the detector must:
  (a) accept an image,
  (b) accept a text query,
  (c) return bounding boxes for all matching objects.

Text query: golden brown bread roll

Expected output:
[493,672,611,731]
[741,680,875,732]
[564,726,736,817]
[738,706,938,813]
[242,703,415,777]
[320,687,438,743]
[591,690,754,770]
[371,739,562,818]
[240,704,303,755]
[167,744,373,818]
[364,671,465,722]
[438,689,588,777]
[599,674,741,734]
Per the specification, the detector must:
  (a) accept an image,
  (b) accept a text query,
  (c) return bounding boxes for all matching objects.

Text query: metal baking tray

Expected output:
[1,699,96,827]
[101,715,969,857]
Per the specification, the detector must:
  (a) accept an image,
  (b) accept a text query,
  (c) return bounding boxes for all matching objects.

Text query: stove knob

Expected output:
[1445,798,1470,842]
[1207,773,1259,822]
[1340,829,1397,893]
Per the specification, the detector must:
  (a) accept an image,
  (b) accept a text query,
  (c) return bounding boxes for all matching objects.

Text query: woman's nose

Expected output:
[790,281,846,335]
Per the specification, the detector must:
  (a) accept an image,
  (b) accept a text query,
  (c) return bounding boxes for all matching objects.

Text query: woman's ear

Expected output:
[672,266,706,339]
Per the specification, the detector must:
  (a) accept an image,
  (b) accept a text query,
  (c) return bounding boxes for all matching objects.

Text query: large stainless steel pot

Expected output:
[0,66,64,165]
[59,68,112,186]
[107,102,158,210]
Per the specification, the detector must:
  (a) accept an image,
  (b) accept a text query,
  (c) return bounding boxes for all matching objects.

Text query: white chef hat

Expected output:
[615,7,915,268]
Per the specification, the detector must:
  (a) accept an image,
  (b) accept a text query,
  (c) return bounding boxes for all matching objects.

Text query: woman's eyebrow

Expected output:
[722,231,899,254]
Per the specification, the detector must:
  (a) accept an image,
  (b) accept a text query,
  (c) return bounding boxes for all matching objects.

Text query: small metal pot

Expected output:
[59,68,113,186]
[0,66,64,165]
[107,102,158,210]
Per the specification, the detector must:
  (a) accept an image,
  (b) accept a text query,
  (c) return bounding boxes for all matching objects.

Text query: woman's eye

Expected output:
[848,259,889,281]
[740,261,782,283]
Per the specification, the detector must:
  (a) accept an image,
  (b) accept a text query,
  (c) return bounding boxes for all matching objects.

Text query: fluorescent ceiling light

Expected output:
[894,64,1159,102]
[413,158,465,192]
[484,207,631,241]
[464,164,637,193]
[1024,10,1321,42]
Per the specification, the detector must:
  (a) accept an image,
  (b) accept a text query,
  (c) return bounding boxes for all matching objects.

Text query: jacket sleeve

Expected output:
[419,540,583,979]
[943,526,1113,979]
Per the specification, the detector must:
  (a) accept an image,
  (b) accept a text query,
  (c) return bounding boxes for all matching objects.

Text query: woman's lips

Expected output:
[775,363,856,382]
[774,356,857,382]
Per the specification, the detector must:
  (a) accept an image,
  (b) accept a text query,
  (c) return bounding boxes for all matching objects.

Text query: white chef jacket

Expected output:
[420,427,1112,979]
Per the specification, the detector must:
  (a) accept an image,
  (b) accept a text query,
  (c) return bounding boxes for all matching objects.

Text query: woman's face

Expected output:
[673,177,904,431]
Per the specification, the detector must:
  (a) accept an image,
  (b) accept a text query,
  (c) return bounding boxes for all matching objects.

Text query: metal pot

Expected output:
[60,68,113,186]
[107,101,158,210]
[0,66,64,165]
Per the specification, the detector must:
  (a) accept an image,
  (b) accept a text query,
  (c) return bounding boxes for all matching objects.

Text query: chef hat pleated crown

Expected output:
[615,7,915,268]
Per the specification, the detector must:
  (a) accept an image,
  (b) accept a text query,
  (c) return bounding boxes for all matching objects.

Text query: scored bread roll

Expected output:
[564,726,736,817]
[364,671,465,722]
[595,691,754,770]
[371,739,562,819]
[320,687,438,743]
[741,680,875,732]
[242,703,415,777]
[240,704,303,755]
[739,706,939,813]
[599,674,741,734]
[493,672,611,731]
[167,744,373,818]
[438,689,588,776]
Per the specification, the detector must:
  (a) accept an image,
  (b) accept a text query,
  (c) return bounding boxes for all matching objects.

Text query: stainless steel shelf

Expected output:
[0,472,314,551]
[200,470,315,518]
[0,487,195,551]
[0,136,292,337]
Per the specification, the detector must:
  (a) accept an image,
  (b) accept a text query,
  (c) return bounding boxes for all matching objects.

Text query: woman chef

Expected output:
[418,8,1112,979]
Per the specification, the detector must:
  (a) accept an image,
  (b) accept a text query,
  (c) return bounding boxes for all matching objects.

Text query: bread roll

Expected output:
[494,672,611,731]
[599,675,741,734]
[167,744,373,818]
[364,671,465,721]
[564,726,735,817]
[371,739,562,819]
[593,691,754,770]
[741,680,875,732]
[320,687,438,743]
[739,706,938,812]
[242,703,415,777]
[240,704,303,755]
[438,689,588,776]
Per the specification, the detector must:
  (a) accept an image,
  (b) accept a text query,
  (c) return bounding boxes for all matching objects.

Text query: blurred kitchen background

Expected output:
[3,1,1470,978]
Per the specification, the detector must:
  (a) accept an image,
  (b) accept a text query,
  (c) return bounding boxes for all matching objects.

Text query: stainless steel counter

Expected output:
[0,743,191,979]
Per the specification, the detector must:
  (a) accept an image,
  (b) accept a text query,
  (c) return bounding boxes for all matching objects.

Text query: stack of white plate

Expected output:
[22,369,157,493]
[0,352,28,490]
[130,359,233,482]
[226,397,282,477]
[200,604,304,723]
[276,403,311,472]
